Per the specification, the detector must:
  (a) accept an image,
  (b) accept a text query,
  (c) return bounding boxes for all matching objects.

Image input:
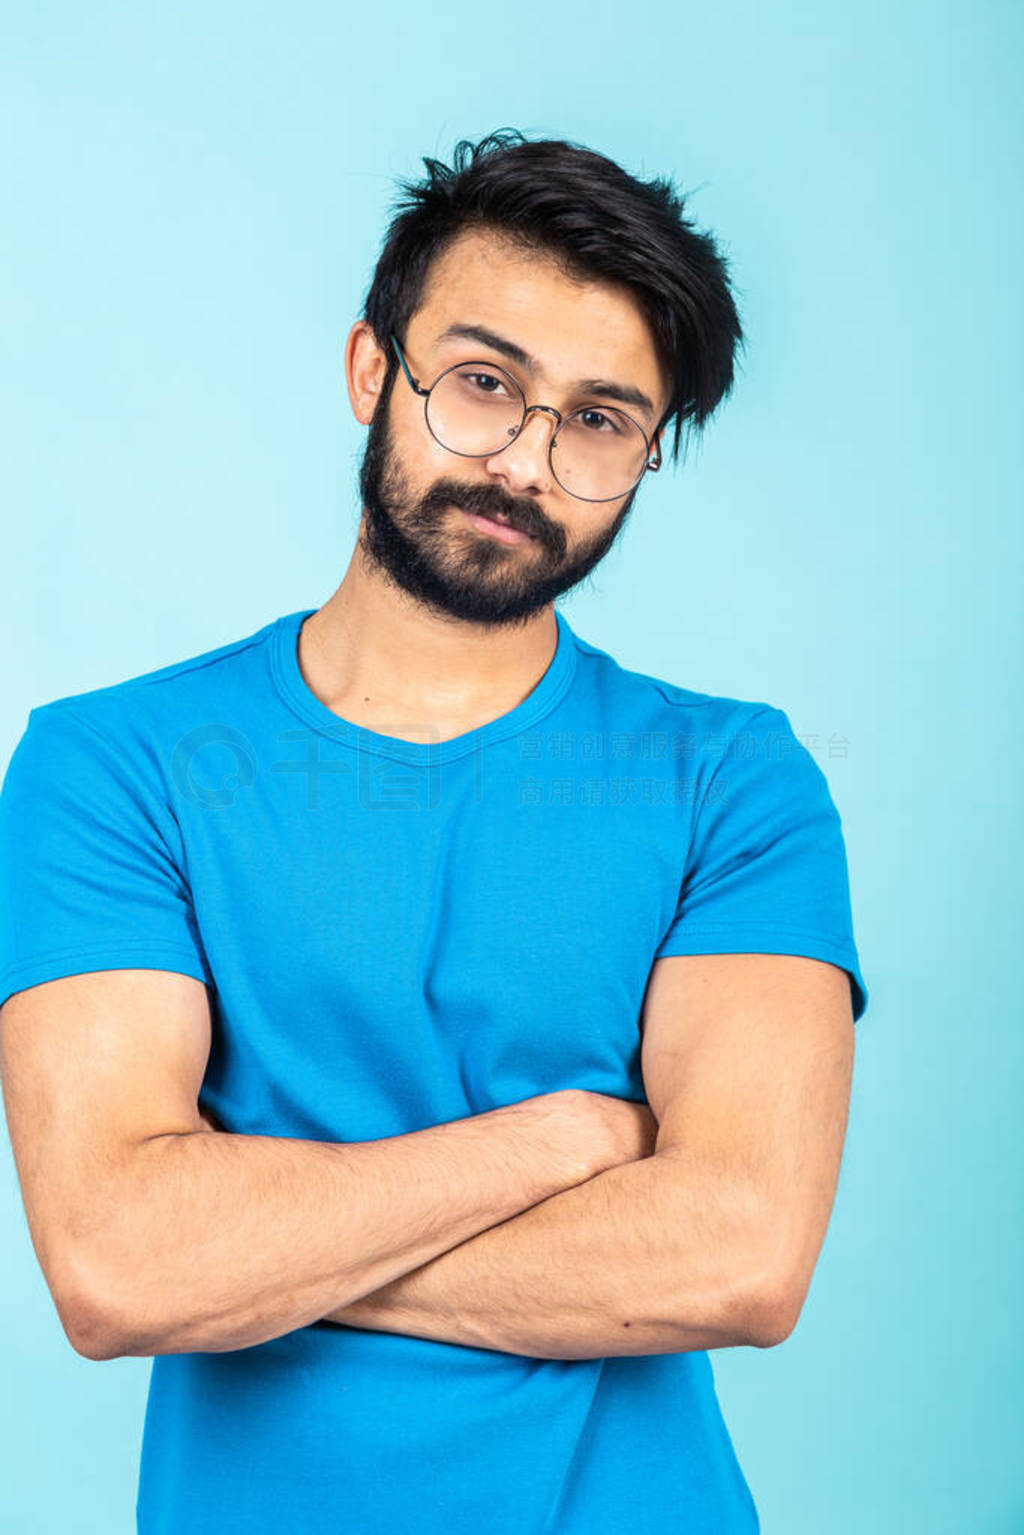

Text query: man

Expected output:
[0,129,867,1533]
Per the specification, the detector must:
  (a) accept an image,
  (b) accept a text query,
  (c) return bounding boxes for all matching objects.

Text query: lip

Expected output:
[460,508,536,545]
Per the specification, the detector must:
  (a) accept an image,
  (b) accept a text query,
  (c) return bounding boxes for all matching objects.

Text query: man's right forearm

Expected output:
[66,1093,601,1361]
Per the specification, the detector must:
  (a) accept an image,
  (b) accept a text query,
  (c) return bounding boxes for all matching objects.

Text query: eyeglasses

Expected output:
[389,333,662,503]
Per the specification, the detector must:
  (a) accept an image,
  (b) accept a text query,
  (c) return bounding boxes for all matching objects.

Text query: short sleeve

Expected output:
[654,705,868,1022]
[0,702,214,1011]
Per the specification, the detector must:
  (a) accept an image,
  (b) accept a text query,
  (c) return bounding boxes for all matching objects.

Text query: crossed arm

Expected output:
[3,949,853,1361]
[258,953,855,1360]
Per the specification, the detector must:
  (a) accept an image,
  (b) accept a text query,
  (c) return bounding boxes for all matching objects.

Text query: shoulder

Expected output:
[6,614,283,809]
[28,613,279,726]
[566,623,786,755]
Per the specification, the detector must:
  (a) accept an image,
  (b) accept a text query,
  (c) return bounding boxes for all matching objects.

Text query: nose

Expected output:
[483,404,560,496]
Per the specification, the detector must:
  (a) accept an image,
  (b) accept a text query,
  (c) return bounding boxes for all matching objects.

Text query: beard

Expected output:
[355,375,639,628]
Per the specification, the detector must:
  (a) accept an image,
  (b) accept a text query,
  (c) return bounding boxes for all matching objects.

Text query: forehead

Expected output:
[411,228,666,408]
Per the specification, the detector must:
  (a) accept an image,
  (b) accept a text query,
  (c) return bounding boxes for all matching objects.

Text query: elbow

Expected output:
[733,1224,811,1349]
[51,1246,134,1362]
[741,1281,803,1348]
[60,1292,127,1362]
[66,1312,125,1363]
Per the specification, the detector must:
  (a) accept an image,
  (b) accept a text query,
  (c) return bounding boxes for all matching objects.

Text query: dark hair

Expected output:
[361,128,745,465]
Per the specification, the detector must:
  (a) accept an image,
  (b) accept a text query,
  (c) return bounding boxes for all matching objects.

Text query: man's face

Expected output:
[355,229,668,627]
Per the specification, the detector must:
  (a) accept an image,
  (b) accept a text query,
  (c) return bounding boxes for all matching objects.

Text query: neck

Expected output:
[296,553,559,732]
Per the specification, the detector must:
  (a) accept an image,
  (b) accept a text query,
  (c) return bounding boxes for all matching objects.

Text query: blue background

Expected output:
[2,3,1021,1530]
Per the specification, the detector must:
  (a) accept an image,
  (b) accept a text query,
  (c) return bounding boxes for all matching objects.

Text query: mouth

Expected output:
[459,508,537,545]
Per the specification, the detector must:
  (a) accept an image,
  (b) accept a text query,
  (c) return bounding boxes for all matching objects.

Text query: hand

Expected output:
[542,1089,659,1181]
[580,1091,660,1168]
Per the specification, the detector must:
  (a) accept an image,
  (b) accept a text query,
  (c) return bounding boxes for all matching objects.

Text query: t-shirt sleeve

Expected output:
[653,704,868,1022]
[0,702,214,1011]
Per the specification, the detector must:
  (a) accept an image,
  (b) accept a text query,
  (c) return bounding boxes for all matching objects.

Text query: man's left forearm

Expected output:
[318,1149,773,1358]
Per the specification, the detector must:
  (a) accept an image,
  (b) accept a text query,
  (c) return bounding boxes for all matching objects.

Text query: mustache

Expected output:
[420,479,551,542]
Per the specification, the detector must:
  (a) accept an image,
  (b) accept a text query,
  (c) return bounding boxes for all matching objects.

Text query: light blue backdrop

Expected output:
[2,3,1021,1531]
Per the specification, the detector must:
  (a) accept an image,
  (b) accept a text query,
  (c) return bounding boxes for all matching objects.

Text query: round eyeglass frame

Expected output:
[388,333,662,503]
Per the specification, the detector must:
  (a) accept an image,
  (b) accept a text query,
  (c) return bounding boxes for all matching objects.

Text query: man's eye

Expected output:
[579,408,620,434]
[464,371,509,395]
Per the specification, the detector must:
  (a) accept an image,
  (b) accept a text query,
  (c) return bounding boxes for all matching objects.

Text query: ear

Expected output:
[344,320,390,426]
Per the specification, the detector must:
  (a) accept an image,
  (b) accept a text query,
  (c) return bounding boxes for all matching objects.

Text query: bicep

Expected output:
[0,967,212,1321]
[640,951,854,1327]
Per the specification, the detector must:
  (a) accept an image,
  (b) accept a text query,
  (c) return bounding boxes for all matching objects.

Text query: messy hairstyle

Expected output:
[361,128,745,465]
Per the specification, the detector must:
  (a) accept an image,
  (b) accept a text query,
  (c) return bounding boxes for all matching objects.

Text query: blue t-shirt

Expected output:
[0,605,867,1534]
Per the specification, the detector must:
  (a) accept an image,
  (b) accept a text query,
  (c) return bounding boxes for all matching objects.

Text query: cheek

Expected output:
[391,408,460,485]
[576,504,626,543]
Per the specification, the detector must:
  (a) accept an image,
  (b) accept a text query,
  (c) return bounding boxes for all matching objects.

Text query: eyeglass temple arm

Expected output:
[647,424,664,471]
[389,333,430,397]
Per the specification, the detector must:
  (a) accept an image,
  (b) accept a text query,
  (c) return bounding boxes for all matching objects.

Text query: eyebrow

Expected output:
[435,322,657,424]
